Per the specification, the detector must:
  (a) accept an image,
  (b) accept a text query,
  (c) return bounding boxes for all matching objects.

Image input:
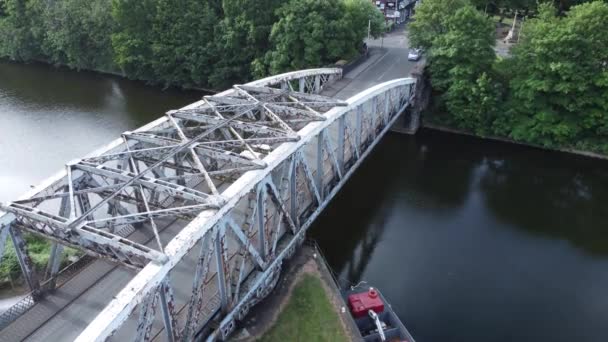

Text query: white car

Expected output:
[408,48,422,61]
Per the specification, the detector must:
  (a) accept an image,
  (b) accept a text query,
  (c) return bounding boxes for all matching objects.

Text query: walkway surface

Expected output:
[0,26,417,342]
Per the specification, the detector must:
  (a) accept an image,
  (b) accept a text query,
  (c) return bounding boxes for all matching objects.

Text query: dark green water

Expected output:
[2,61,608,341]
[310,130,608,342]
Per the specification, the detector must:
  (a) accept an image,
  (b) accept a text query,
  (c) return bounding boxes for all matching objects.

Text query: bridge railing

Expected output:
[0,69,343,333]
[75,76,416,342]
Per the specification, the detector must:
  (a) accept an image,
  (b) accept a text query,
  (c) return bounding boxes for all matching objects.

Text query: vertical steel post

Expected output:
[299,78,306,93]
[370,97,378,141]
[384,91,391,125]
[45,243,64,290]
[182,233,214,342]
[289,157,298,228]
[314,75,321,93]
[46,193,70,289]
[135,289,158,342]
[337,116,346,174]
[316,133,324,201]
[356,106,362,157]
[158,278,179,342]
[214,225,229,313]
[9,226,41,299]
[257,186,267,261]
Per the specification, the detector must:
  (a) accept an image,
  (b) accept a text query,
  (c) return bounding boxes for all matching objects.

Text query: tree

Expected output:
[0,0,39,60]
[506,1,608,150]
[429,5,499,133]
[111,0,158,79]
[33,0,114,70]
[151,0,222,88]
[408,0,468,50]
[343,0,385,41]
[256,0,379,77]
[209,0,283,89]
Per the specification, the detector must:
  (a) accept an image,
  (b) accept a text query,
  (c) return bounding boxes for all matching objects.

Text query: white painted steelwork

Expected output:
[0,68,416,341]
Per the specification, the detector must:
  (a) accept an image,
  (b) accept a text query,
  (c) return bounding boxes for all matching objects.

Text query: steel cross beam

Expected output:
[0,68,343,277]
[75,75,416,342]
[1,69,421,341]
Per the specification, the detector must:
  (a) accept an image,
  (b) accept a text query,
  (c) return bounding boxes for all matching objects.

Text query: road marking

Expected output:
[376,55,404,81]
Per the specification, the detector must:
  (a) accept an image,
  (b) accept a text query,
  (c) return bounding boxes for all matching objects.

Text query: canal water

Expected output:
[2,61,608,341]
[0,61,201,203]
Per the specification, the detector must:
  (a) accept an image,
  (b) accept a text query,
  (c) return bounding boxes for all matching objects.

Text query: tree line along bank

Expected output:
[411,0,608,155]
[0,0,385,91]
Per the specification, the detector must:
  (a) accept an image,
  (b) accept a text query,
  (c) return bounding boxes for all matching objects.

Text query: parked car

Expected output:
[408,48,422,61]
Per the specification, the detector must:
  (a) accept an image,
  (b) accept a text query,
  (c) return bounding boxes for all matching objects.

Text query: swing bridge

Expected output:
[0,68,417,341]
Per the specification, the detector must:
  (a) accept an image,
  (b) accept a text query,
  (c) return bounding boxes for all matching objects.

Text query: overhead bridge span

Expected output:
[0,68,416,341]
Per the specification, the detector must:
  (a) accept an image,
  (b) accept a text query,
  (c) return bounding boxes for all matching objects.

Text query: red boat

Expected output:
[343,283,416,342]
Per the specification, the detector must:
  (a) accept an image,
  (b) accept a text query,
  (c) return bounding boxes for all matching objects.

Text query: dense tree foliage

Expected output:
[408,0,468,50]
[412,0,608,153]
[0,0,378,90]
[151,0,222,88]
[111,0,157,80]
[0,0,38,60]
[254,0,384,77]
[210,0,283,88]
[431,6,499,134]
[505,1,608,150]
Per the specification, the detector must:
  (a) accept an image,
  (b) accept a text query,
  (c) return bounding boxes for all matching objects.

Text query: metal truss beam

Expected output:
[74,75,415,342]
[0,68,417,342]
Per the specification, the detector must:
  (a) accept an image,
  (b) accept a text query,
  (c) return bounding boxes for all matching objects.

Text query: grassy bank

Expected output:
[259,274,348,342]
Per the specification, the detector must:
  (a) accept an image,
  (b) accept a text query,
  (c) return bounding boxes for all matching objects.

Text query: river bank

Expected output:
[423,122,608,161]
[2,52,608,341]
[231,243,358,341]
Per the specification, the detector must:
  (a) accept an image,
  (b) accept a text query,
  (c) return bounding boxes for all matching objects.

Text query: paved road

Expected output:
[0,26,418,342]
[322,26,419,99]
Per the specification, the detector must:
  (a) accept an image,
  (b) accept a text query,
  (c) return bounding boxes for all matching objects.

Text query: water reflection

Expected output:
[311,129,608,342]
[0,61,201,203]
[480,150,608,255]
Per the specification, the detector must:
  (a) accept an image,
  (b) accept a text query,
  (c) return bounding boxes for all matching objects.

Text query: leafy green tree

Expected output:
[0,0,39,60]
[151,0,222,88]
[256,0,379,77]
[429,5,498,133]
[209,0,283,89]
[32,0,114,70]
[111,0,158,79]
[343,0,385,41]
[408,0,468,50]
[506,1,608,150]
[0,0,7,17]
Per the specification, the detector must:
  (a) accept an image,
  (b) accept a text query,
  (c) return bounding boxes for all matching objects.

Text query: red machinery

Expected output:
[348,287,385,318]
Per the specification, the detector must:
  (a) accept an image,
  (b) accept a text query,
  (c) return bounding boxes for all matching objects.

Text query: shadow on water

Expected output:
[479,149,608,255]
[310,128,608,342]
[310,130,480,282]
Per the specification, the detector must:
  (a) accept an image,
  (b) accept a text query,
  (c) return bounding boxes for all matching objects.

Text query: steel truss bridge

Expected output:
[0,69,416,341]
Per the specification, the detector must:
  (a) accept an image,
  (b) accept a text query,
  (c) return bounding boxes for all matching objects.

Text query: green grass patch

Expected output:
[0,234,82,289]
[258,274,348,342]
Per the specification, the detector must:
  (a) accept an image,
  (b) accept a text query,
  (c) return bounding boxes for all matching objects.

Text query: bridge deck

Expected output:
[0,29,417,342]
